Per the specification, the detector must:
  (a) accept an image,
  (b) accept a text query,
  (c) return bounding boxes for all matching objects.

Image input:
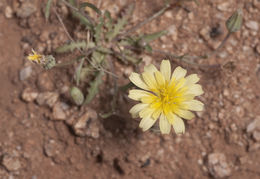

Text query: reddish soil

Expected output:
[0,0,260,179]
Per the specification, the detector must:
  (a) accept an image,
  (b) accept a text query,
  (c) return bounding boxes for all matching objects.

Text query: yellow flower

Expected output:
[128,60,204,134]
[27,49,44,64]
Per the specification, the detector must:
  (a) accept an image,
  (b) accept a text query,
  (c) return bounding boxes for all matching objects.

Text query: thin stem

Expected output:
[123,4,170,36]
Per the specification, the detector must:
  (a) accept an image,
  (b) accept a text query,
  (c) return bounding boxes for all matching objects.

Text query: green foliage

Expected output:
[55,41,87,53]
[47,1,169,106]
[70,86,84,105]
[79,2,101,15]
[84,71,104,104]
[45,0,53,20]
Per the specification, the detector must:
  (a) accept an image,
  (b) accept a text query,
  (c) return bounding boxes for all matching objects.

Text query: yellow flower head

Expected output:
[27,49,44,64]
[128,60,204,134]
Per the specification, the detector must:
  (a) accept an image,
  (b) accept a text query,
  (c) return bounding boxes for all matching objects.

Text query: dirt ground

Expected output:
[0,0,260,179]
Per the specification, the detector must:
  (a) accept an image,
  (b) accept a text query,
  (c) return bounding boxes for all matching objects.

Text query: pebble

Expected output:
[249,143,260,152]
[16,2,37,18]
[19,66,32,81]
[44,139,63,157]
[5,6,13,18]
[207,153,231,178]
[245,21,259,31]
[52,102,68,120]
[199,26,219,49]
[255,44,260,55]
[37,72,54,91]
[36,92,59,108]
[252,131,260,141]
[217,2,230,12]
[72,107,100,138]
[21,87,39,102]
[168,25,178,41]
[1,155,22,172]
[246,117,260,133]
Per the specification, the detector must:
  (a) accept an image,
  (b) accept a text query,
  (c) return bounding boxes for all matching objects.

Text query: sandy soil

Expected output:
[0,0,260,178]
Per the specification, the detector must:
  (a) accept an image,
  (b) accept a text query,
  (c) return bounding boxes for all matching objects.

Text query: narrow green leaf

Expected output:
[79,2,101,15]
[100,112,113,119]
[139,30,168,45]
[91,51,105,65]
[45,0,53,20]
[55,41,87,53]
[144,44,153,53]
[94,17,104,44]
[84,71,104,104]
[115,52,141,64]
[74,57,85,86]
[104,10,113,32]
[106,3,135,41]
[72,11,93,28]
[80,67,91,81]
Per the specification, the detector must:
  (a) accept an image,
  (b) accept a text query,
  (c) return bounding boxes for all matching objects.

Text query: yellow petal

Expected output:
[154,71,165,86]
[128,89,151,101]
[129,72,149,90]
[172,114,185,134]
[160,60,171,82]
[139,117,157,131]
[175,109,195,120]
[185,74,199,86]
[129,103,149,118]
[139,107,155,118]
[142,71,158,90]
[152,109,161,120]
[141,95,156,104]
[184,100,204,111]
[187,84,204,96]
[159,114,171,134]
[171,66,187,81]
[144,64,158,73]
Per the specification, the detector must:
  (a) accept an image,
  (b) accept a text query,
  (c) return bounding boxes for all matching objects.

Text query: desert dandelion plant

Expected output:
[27,49,56,70]
[128,60,204,134]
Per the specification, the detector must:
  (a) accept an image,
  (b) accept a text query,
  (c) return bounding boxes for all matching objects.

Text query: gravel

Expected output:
[207,153,232,178]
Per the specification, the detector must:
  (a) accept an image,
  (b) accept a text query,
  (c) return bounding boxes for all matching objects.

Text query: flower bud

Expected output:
[226,9,243,33]
[43,55,56,70]
[70,86,84,105]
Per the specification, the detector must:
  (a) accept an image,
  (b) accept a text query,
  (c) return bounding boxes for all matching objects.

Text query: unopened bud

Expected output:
[226,9,243,33]
[43,55,56,70]
[70,86,84,105]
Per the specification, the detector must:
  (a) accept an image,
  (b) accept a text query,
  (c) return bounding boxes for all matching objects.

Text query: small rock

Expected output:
[52,102,68,120]
[199,26,219,49]
[207,153,232,178]
[245,21,259,31]
[73,107,100,138]
[1,155,22,172]
[37,72,54,91]
[5,6,13,18]
[21,87,38,102]
[44,139,63,157]
[249,142,260,152]
[168,25,178,41]
[142,55,152,66]
[36,92,59,107]
[16,2,37,18]
[253,131,260,141]
[246,118,260,133]
[19,66,32,81]
[256,44,260,55]
[39,31,49,42]
[217,2,230,12]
